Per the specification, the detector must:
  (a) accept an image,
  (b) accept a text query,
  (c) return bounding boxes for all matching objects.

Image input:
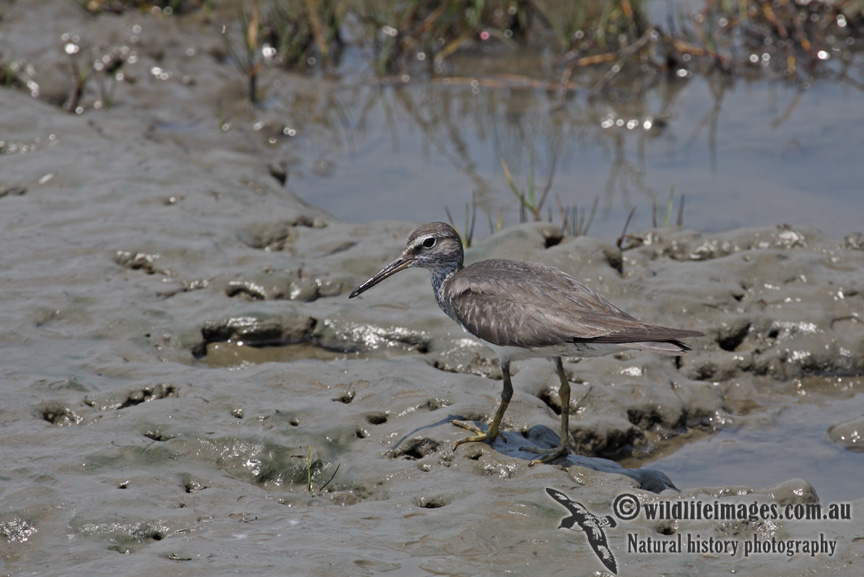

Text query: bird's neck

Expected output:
[430,261,462,316]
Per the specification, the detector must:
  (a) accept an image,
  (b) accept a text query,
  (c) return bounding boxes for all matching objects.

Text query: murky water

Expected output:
[647,392,864,503]
[287,71,864,240]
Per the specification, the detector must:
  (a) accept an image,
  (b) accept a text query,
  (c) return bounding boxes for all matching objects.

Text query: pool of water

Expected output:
[286,70,864,241]
[647,393,864,503]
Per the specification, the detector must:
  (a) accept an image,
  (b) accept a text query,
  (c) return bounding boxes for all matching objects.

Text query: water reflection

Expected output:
[265,52,862,240]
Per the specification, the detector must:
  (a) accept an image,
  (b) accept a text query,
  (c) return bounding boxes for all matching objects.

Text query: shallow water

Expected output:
[287,74,864,240]
[646,392,864,503]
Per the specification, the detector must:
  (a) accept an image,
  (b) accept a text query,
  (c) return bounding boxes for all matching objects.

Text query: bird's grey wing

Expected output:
[449,261,699,348]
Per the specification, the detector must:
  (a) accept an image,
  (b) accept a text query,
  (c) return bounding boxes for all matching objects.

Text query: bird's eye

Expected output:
[422,237,436,248]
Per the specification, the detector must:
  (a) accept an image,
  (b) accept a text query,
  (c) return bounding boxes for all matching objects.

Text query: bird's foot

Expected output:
[451,420,504,448]
[524,443,569,466]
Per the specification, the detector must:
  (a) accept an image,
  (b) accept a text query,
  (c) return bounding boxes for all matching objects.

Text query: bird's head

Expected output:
[349,222,463,298]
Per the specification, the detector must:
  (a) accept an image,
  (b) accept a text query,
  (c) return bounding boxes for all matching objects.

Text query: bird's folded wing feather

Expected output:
[448,260,700,349]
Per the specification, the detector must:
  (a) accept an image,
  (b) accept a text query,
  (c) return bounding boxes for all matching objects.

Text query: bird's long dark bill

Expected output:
[349,256,413,298]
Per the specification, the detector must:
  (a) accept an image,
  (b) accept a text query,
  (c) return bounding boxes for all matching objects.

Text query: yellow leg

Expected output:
[526,357,572,465]
[453,360,513,448]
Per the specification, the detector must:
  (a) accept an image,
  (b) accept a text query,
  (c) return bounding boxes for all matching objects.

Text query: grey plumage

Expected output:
[350,222,703,464]
[443,258,700,353]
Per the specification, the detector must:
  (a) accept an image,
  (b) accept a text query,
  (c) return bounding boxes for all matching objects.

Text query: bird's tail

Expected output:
[625,340,693,356]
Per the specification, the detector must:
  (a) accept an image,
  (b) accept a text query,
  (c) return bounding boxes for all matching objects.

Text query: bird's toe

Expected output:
[525,443,570,466]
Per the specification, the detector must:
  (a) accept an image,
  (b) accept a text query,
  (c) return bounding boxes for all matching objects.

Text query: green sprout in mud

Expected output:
[615,185,688,252]
[486,208,504,237]
[61,35,126,114]
[305,446,340,493]
[267,0,345,69]
[221,0,346,103]
[216,100,231,132]
[449,162,686,247]
[501,154,598,237]
[445,191,478,248]
[223,1,262,103]
[556,193,599,238]
[1,62,19,89]
[501,156,552,224]
[653,184,685,228]
[306,445,312,492]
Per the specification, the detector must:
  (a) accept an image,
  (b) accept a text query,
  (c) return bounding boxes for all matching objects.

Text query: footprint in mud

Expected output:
[84,383,179,411]
[38,384,179,427]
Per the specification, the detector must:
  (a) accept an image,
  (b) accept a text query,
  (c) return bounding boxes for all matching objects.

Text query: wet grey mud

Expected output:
[1,2,863,576]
